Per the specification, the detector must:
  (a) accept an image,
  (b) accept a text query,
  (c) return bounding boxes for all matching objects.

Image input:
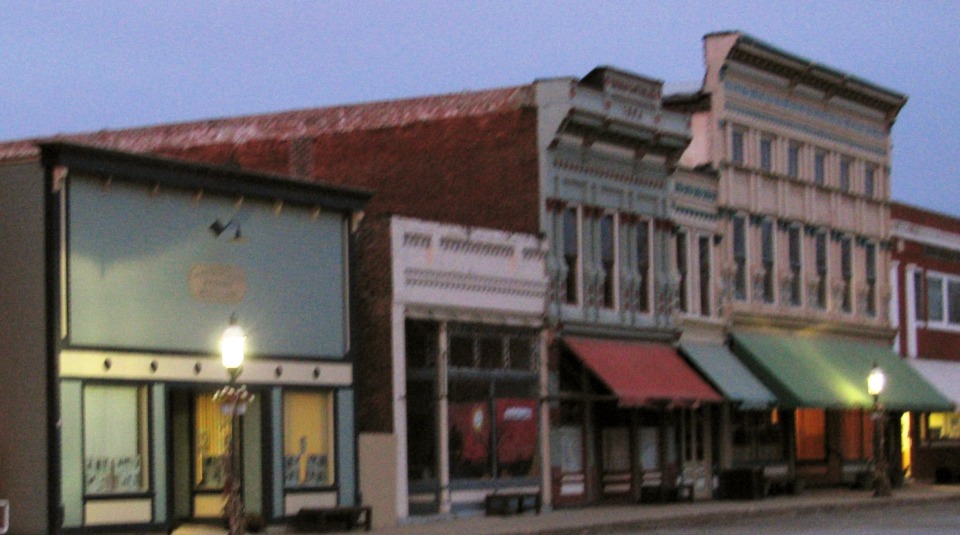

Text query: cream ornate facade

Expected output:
[670,32,905,334]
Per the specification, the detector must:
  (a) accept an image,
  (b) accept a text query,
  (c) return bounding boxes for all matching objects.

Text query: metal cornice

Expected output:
[38,141,373,213]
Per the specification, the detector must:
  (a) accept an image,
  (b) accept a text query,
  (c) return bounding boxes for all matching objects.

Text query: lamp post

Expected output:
[215,314,252,534]
[867,362,891,497]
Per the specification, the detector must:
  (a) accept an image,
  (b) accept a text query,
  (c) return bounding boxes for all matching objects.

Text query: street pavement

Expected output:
[172,482,960,535]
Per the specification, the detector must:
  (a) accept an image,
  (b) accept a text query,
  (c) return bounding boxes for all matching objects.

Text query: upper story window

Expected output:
[864,243,877,316]
[926,273,960,327]
[637,220,651,313]
[788,226,802,306]
[840,158,851,192]
[840,237,853,313]
[760,136,773,172]
[814,151,826,186]
[676,231,689,313]
[787,142,800,178]
[733,216,747,300]
[698,235,712,316]
[760,220,775,303]
[928,276,944,322]
[914,271,925,321]
[731,129,745,165]
[815,232,828,309]
[864,167,876,198]
[562,207,580,305]
[600,214,617,309]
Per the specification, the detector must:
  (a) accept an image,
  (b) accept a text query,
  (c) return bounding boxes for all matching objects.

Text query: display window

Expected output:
[283,391,335,488]
[83,384,149,495]
[923,412,960,441]
[839,409,874,460]
[795,408,827,461]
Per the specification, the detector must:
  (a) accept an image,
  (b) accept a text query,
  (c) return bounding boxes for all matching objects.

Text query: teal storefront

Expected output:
[44,143,370,531]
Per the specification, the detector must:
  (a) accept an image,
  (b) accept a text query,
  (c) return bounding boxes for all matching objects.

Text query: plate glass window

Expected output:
[283,391,335,488]
[83,385,149,495]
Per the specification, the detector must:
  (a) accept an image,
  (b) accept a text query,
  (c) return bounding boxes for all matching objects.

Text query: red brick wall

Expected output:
[308,109,541,234]
[351,215,395,433]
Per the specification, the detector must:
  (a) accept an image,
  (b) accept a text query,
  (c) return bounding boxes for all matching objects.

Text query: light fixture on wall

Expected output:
[209,218,244,242]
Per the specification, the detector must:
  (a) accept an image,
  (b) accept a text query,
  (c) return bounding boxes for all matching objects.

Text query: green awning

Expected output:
[731,331,955,412]
[680,342,777,409]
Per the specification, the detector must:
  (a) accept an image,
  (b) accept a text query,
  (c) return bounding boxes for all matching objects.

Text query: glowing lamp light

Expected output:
[867,363,886,398]
[221,316,246,371]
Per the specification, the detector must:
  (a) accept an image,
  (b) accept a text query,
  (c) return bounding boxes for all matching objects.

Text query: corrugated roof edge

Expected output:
[0,84,535,163]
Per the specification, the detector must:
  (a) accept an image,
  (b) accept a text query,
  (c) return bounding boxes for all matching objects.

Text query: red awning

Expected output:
[563,337,723,407]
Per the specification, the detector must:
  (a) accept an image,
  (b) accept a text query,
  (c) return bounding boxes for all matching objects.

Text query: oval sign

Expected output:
[189,263,248,304]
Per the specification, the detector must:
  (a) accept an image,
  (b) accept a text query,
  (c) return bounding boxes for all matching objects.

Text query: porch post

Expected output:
[436,321,451,513]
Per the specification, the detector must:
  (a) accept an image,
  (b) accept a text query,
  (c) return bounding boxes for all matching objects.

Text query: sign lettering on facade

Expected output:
[188,264,248,304]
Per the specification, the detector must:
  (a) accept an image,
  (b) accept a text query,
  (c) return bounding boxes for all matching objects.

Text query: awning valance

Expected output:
[680,341,777,410]
[563,337,723,408]
[731,332,954,412]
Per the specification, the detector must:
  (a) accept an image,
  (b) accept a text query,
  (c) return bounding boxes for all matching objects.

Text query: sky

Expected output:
[2,1,958,216]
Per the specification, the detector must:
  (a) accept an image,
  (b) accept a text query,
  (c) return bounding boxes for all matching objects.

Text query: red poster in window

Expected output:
[496,398,538,464]
[449,402,490,464]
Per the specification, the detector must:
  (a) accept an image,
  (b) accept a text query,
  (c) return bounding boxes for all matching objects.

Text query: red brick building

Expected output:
[891,202,960,480]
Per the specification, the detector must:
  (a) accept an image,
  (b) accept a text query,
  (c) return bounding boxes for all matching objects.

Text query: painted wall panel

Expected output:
[152,385,167,523]
[60,381,83,527]
[337,389,356,506]
[0,163,49,534]
[67,175,346,357]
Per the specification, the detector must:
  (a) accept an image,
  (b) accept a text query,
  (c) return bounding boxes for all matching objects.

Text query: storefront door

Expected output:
[171,389,250,522]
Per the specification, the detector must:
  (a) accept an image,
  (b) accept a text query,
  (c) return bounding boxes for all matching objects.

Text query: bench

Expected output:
[484,490,542,516]
[292,505,372,532]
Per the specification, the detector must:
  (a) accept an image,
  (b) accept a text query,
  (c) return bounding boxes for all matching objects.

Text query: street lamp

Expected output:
[215,314,253,534]
[867,362,891,497]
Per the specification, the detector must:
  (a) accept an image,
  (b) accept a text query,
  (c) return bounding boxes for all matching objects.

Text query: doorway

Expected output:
[170,389,261,522]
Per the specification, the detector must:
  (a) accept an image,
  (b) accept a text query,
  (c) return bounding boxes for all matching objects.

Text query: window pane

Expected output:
[865,167,875,197]
[449,336,474,368]
[406,320,437,369]
[600,214,615,309]
[914,271,925,320]
[676,232,688,312]
[760,137,772,172]
[637,220,651,312]
[406,380,436,482]
[814,151,826,185]
[761,221,774,302]
[840,159,851,191]
[478,337,503,369]
[816,233,828,308]
[927,412,960,441]
[508,337,536,372]
[84,385,148,494]
[788,227,801,306]
[949,280,960,324]
[495,398,539,478]
[698,236,711,316]
[562,208,579,305]
[795,408,826,461]
[449,379,493,479]
[732,130,744,164]
[929,277,944,322]
[788,143,799,178]
[733,217,747,300]
[284,391,335,487]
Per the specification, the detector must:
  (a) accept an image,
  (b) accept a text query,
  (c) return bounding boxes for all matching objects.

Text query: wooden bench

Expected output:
[292,505,372,532]
[484,490,542,516]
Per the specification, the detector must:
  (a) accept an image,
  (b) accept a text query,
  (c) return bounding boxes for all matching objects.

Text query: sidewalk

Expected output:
[174,483,960,535]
